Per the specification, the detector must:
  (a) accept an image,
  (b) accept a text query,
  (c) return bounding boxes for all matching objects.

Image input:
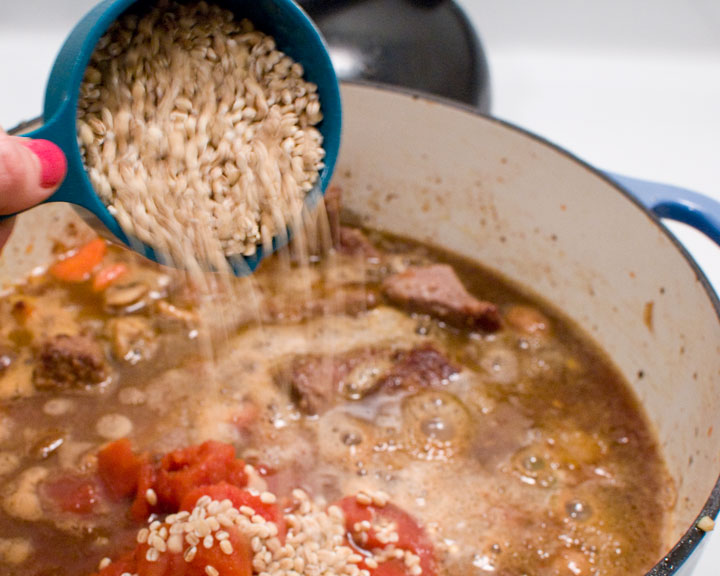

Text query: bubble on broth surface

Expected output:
[420,416,455,442]
[565,498,593,522]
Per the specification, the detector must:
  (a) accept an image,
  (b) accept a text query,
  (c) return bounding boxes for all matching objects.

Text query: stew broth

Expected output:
[0,210,674,576]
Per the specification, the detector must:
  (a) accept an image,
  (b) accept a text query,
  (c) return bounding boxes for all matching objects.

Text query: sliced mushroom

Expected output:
[155,300,197,323]
[109,316,157,364]
[29,428,65,460]
[3,466,48,521]
[505,305,552,336]
[0,452,20,476]
[104,281,149,310]
[0,537,33,565]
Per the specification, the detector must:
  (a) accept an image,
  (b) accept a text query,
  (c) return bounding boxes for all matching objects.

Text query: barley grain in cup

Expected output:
[77,0,327,272]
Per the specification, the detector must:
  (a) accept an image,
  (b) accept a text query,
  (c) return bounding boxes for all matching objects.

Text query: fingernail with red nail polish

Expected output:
[22,139,67,189]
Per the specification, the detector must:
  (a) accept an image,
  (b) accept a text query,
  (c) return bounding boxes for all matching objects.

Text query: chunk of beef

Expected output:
[382,264,501,332]
[281,344,456,415]
[375,345,458,392]
[337,227,379,258]
[284,355,337,415]
[33,334,108,390]
[322,185,378,257]
[281,348,388,415]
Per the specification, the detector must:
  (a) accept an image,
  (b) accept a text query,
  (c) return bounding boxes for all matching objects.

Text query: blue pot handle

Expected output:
[605,172,720,248]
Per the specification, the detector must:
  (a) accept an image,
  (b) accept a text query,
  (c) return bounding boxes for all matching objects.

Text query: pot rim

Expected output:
[10,84,720,574]
[339,80,720,575]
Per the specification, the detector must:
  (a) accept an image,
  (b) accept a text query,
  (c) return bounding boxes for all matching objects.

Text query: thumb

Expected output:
[0,129,67,215]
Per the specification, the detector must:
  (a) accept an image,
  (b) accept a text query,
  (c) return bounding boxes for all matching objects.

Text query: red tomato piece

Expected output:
[180,482,286,541]
[338,497,437,576]
[97,438,144,499]
[131,458,159,522]
[153,441,248,511]
[180,483,270,516]
[42,473,99,515]
[100,440,247,521]
[133,520,253,576]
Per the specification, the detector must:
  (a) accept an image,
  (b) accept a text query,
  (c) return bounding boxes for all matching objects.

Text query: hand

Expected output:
[0,128,67,248]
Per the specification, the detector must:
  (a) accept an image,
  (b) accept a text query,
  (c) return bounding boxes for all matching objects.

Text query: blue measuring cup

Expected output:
[9,0,342,274]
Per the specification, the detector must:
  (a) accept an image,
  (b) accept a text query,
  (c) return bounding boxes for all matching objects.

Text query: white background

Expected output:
[1,0,719,573]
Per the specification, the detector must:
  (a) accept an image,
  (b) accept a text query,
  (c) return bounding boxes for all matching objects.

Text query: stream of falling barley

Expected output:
[142,189,347,434]
[75,0,337,416]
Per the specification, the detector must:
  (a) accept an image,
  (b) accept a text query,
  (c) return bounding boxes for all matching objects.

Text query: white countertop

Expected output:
[1,0,719,573]
[457,0,720,292]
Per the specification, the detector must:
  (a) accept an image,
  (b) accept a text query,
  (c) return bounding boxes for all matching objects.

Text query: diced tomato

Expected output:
[92,262,129,292]
[49,238,107,283]
[338,496,437,576]
[180,482,286,541]
[94,514,253,576]
[96,439,247,521]
[95,437,157,522]
[98,438,144,499]
[133,520,253,576]
[153,441,248,512]
[42,474,99,515]
[131,458,159,521]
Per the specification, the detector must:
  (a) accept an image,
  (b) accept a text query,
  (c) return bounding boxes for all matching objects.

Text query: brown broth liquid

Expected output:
[0,227,674,576]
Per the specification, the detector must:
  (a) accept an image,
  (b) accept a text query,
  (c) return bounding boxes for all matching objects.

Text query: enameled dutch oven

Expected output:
[3,83,720,575]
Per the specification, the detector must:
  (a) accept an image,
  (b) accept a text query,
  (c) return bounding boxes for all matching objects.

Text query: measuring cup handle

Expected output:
[5,112,134,252]
[23,117,90,210]
[0,122,69,224]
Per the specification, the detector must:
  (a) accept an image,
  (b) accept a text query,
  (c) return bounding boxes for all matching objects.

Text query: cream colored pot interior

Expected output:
[1,84,719,565]
[331,85,720,546]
